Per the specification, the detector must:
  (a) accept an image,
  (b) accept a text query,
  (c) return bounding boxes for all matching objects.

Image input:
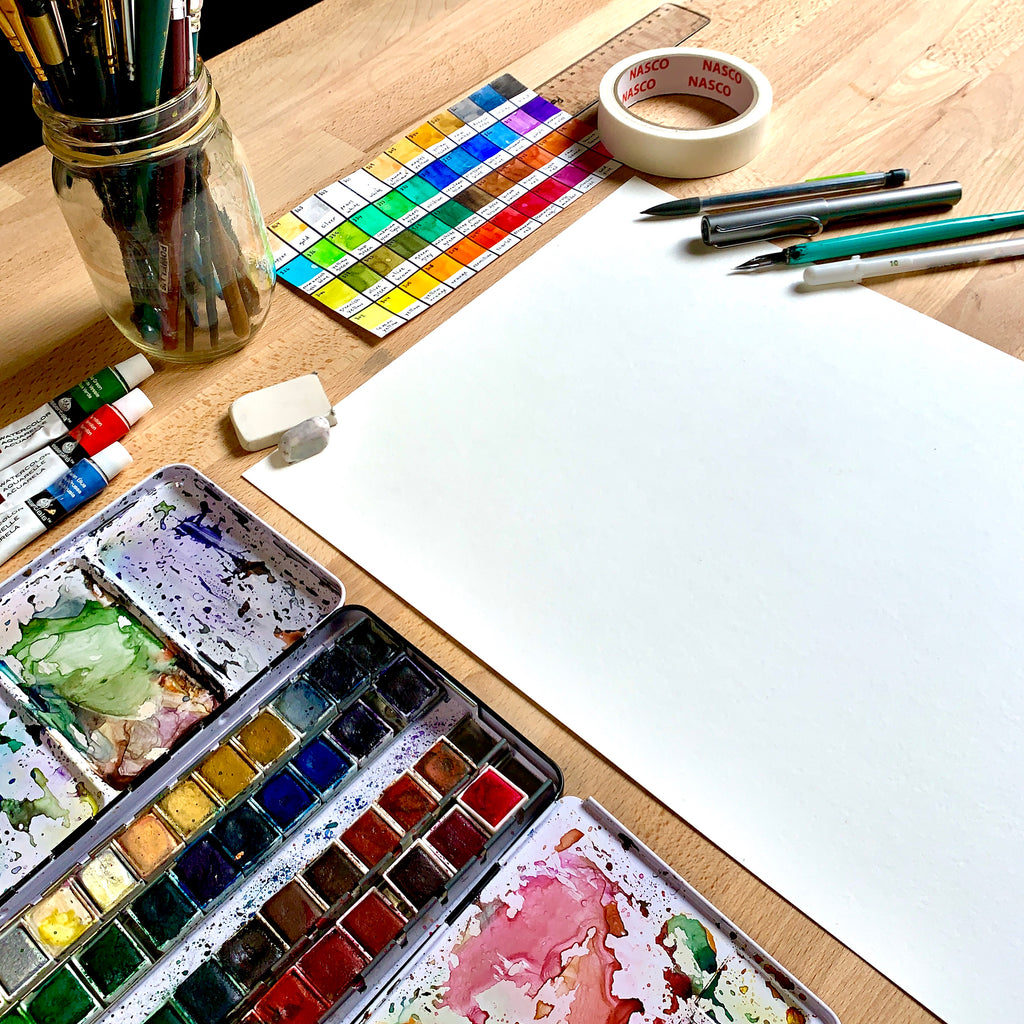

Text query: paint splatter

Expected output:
[85,468,342,693]
[0,704,98,887]
[364,805,827,1024]
[170,502,277,583]
[658,914,802,1024]
[2,767,74,842]
[438,849,643,1024]
[0,710,25,753]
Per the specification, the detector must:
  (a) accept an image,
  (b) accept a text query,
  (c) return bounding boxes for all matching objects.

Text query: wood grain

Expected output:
[4,2,1017,1021]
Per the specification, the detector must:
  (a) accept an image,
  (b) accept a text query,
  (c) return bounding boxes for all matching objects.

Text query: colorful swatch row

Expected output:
[267,73,620,337]
[0,617,446,1021]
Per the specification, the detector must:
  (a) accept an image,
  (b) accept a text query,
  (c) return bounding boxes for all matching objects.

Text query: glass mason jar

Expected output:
[33,63,275,363]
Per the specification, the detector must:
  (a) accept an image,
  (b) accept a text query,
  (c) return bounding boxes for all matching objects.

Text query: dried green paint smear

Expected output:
[7,601,167,737]
[666,914,718,974]
[0,711,25,753]
[0,768,95,845]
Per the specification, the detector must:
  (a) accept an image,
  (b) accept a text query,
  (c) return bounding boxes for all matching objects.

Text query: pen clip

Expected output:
[703,214,825,246]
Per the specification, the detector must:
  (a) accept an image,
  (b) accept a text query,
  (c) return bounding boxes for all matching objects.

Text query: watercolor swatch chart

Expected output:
[267,74,620,337]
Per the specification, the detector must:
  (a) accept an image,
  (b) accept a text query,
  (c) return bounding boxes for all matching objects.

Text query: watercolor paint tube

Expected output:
[0,354,153,471]
[0,390,152,505]
[0,442,132,566]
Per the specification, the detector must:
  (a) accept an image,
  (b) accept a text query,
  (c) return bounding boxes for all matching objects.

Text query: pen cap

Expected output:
[110,389,154,426]
[115,354,155,389]
[701,181,963,246]
[90,441,132,482]
[802,259,865,286]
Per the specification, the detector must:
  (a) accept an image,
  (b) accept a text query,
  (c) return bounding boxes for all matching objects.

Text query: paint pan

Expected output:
[458,766,527,830]
[291,736,353,796]
[215,918,286,988]
[260,880,326,946]
[22,963,97,1024]
[0,926,49,996]
[234,710,298,770]
[250,969,326,1024]
[114,814,181,879]
[377,773,437,831]
[76,848,139,912]
[302,844,362,907]
[24,884,97,957]
[339,890,405,957]
[293,927,367,1003]
[125,876,199,951]
[211,801,282,872]
[72,921,149,1002]
[173,961,244,1024]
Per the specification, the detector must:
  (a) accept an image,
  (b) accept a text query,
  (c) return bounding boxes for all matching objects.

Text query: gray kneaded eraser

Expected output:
[229,373,337,451]
[278,416,331,464]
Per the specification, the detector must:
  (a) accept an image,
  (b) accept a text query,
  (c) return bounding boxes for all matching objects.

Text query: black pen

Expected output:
[641,169,911,217]
[701,181,962,246]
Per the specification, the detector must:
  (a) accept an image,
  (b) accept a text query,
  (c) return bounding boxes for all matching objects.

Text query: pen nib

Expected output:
[734,252,787,270]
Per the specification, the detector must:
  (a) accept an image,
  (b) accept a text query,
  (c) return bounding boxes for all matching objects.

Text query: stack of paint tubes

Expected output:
[0,353,154,566]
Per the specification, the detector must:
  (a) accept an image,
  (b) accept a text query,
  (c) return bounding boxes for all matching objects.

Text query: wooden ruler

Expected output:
[535,4,710,118]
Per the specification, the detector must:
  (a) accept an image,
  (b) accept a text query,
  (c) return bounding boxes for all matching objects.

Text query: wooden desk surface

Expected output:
[3,1,1015,1020]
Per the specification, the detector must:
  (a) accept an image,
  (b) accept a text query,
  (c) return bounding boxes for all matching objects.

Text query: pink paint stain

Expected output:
[440,849,644,1024]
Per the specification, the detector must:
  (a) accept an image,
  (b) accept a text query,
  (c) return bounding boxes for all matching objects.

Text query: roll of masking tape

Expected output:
[597,48,772,178]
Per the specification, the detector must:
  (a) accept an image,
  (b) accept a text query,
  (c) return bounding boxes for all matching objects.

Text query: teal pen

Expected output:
[736,210,1024,269]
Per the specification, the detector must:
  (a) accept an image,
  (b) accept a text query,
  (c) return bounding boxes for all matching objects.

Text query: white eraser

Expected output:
[229,373,336,452]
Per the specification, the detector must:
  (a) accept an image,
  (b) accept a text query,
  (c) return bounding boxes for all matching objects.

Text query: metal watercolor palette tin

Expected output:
[0,466,840,1024]
[0,465,344,905]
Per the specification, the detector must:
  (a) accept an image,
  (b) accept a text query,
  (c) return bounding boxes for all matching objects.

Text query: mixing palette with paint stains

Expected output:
[267,74,620,338]
[0,467,839,1024]
[361,797,837,1024]
[0,466,343,901]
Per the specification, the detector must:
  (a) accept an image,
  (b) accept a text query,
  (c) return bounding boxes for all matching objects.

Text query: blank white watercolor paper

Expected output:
[246,176,1024,1024]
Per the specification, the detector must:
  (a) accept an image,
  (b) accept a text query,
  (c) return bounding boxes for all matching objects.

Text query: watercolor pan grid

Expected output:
[267,73,620,337]
[0,606,561,1024]
[0,467,344,924]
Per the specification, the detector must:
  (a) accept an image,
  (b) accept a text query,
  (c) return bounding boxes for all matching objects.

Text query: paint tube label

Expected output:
[0,501,46,565]
[0,405,67,471]
[24,460,109,530]
[0,367,132,472]
[0,446,79,505]
[68,404,131,455]
[51,366,131,425]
